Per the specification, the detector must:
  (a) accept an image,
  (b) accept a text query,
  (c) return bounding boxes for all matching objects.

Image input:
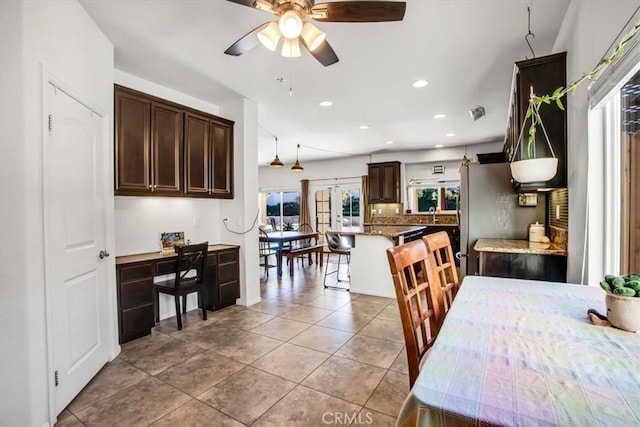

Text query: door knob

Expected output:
[99,250,110,259]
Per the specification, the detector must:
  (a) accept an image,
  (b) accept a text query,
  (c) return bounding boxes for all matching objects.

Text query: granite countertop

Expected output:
[116,244,240,264]
[339,225,426,238]
[364,222,459,227]
[474,239,568,256]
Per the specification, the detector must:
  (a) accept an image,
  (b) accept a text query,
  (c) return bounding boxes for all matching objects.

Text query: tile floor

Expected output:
[57,259,410,426]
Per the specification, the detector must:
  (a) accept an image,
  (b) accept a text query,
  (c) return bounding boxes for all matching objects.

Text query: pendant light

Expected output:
[291,144,304,172]
[270,137,284,168]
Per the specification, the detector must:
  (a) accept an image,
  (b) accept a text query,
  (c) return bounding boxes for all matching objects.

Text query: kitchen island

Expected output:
[338,225,426,298]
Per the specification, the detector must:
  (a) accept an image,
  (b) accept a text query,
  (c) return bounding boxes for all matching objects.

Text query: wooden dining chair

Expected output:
[259,228,277,278]
[154,242,208,330]
[423,231,460,312]
[386,240,445,387]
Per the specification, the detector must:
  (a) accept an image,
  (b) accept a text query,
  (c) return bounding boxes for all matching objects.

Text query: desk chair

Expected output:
[324,231,351,290]
[386,240,445,387]
[154,242,208,330]
[423,231,460,312]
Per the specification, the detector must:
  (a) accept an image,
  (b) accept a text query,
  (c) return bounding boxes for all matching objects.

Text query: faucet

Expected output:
[428,207,438,223]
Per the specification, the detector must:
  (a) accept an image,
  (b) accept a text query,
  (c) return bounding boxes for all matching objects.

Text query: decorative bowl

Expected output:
[510,158,558,183]
[606,293,640,332]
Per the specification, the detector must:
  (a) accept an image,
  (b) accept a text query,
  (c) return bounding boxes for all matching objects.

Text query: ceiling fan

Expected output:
[224,0,406,66]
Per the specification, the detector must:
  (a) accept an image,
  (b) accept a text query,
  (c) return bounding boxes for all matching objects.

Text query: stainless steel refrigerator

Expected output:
[459,162,545,279]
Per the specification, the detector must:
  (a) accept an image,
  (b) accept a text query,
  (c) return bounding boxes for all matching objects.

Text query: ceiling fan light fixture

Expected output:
[301,22,326,52]
[257,21,281,51]
[278,10,304,39]
[282,37,302,57]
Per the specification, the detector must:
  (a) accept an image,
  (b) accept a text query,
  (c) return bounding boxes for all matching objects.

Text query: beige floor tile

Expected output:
[365,370,410,417]
[54,413,83,427]
[253,385,361,427]
[389,350,409,376]
[316,311,374,333]
[212,330,282,364]
[289,325,353,354]
[198,366,295,425]
[156,351,244,396]
[357,318,405,343]
[280,305,334,324]
[74,377,191,426]
[334,335,404,369]
[215,309,275,330]
[68,358,149,413]
[119,333,204,375]
[250,317,311,341]
[302,356,386,405]
[304,294,350,310]
[170,323,241,349]
[352,294,394,306]
[338,300,388,317]
[153,309,215,334]
[278,290,324,305]
[356,408,397,427]
[376,303,401,322]
[152,399,244,427]
[252,342,329,383]
[57,409,72,420]
[248,300,300,316]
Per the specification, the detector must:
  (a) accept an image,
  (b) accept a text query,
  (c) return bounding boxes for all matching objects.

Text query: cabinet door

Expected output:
[115,90,151,194]
[210,120,233,198]
[151,102,182,194]
[381,163,398,202]
[368,165,382,202]
[184,112,210,195]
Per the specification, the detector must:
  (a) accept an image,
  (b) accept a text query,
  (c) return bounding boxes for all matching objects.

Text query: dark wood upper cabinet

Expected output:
[115,90,151,193]
[115,85,234,199]
[368,161,401,203]
[504,52,567,191]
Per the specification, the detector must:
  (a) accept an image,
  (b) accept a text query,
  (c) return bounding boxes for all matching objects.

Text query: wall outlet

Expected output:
[395,207,400,214]
[377,209,382,214]
[556,205,560,220]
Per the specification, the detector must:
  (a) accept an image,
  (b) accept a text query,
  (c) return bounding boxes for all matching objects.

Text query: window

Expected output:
[342,189,360,227]
[410,186,459,213]
[264,191,300,230]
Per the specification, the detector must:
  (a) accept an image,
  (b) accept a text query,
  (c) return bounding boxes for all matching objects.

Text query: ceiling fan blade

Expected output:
[311,1,406,23]
[226,0,274,12]
[224,22,269,56]
[302,37,339,67]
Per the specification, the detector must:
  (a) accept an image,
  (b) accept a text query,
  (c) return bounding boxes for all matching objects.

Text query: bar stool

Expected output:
[324,231,351,291]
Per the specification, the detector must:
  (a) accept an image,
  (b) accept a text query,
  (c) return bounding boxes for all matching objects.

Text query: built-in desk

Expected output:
[115,244,240,344]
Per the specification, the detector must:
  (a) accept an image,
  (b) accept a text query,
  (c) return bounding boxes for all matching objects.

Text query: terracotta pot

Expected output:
[510,158,558,183]
[606,293,640,332]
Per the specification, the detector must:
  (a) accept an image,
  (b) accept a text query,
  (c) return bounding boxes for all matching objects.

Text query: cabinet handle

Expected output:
[153,185,157,189]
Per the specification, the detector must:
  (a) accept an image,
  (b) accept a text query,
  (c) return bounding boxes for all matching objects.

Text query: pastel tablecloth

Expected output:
[397,276,640,427]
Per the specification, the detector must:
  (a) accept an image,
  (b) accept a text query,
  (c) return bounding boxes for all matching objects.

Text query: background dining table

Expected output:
[397,275,640,426]
[259,230,319,276]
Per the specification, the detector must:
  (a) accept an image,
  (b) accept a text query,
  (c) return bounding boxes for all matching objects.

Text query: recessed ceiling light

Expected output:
[359,125,370,130]
[412,79,429,88]
[385,140,394,144]
[446,133,456,137]
[318,100,333,107]
[433,113,446,119]
[435,144,444,148]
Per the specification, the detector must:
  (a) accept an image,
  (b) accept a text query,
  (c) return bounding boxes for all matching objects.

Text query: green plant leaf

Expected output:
[556,98,565,111]
[552,86,564,98]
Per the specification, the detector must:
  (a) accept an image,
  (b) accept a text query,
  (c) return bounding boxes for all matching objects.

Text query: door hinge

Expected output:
[48,114,53,132]
[54,370,59,387]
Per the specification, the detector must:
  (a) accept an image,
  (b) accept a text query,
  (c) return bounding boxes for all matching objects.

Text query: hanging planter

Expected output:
[509,88,558,184]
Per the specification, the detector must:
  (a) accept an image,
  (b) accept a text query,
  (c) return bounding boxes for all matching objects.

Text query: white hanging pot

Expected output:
[510,157,558,183]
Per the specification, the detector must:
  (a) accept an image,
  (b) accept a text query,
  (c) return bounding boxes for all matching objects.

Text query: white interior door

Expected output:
[45,83,110,415]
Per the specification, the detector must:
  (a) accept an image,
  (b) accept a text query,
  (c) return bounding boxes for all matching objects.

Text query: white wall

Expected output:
[259,141,502,191]
[552,0,638,284]
[0,1,114,425]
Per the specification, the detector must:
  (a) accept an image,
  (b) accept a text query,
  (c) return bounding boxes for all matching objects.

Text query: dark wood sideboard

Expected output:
[115,244,240,344]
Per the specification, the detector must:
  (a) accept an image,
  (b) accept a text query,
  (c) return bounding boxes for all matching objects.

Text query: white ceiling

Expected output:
[80,0,570,165]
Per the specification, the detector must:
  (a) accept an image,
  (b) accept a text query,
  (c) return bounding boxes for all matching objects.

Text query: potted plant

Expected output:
[510,21,640,183]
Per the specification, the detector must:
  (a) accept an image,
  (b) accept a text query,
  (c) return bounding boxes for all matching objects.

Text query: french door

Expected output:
[312,183,361,241]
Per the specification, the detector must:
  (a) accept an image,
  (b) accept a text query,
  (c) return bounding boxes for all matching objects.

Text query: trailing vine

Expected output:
[523,21,640,158]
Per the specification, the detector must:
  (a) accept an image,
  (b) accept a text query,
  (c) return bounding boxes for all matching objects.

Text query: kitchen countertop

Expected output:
[364,222,458,227]
[339,225,426,238]
[474,239,567,256]
[115,244,239,265]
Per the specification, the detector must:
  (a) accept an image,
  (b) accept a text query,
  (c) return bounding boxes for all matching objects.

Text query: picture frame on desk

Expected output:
[160,231,185,255]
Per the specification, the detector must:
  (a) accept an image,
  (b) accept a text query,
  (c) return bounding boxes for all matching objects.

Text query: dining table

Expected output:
[397,275,640,427]
[259,230,319,276]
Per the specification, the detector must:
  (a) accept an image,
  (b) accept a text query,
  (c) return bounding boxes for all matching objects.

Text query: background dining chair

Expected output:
[324,231,351,290]
[259,227,277,278]
[423,231,460,312]
[386,240,445,387]
[154,242,208,330]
